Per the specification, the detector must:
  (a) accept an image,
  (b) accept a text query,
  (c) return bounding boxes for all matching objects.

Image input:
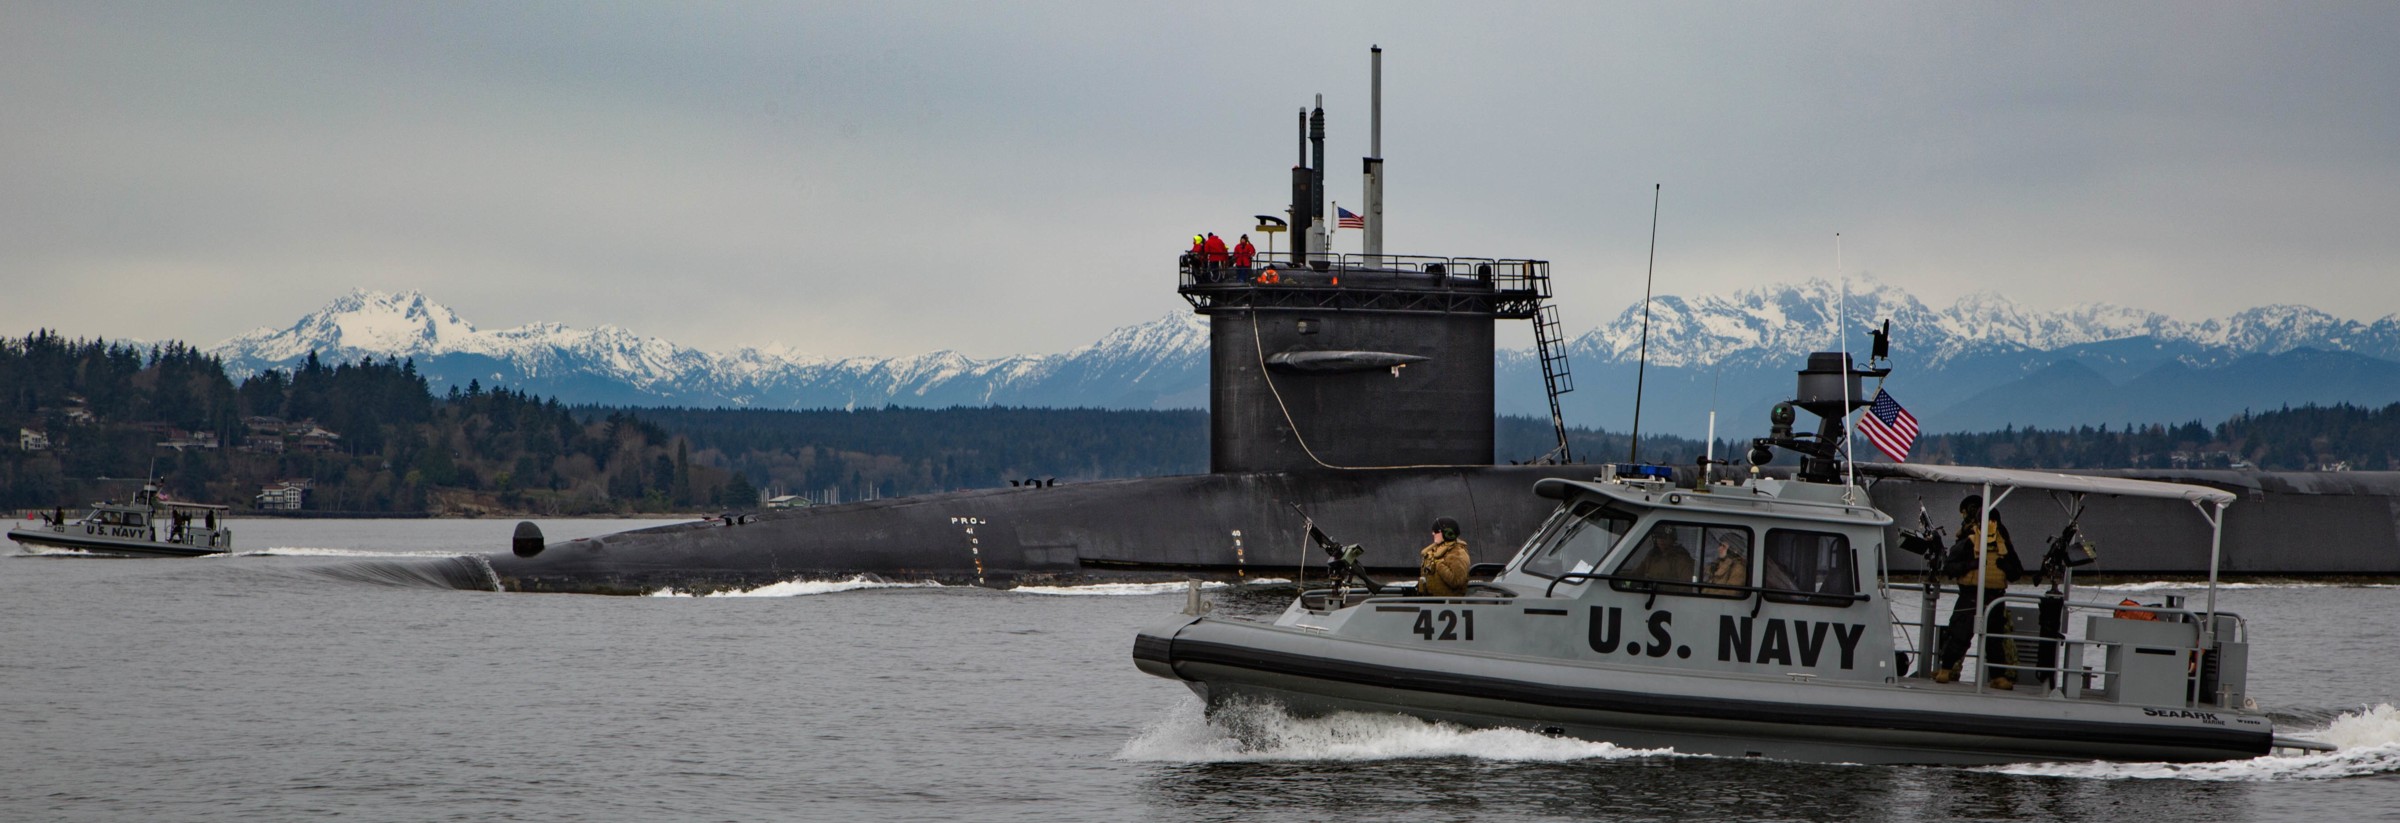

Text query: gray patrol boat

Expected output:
[1136,346,2333,765]
[8,477,233,558]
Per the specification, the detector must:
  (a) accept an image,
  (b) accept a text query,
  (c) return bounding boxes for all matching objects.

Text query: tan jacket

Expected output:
[1420,539,1471,597]
[1704,553,1748,587]
[1947,518,2012,589]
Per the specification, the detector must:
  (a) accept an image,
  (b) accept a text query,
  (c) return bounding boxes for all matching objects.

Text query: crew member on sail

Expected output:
[1419,517,1470,597]
[1203,233,1230,271]
[1935,495,2020,689]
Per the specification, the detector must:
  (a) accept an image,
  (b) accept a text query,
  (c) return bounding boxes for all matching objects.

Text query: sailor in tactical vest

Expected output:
[1419,517,1471,597]
[1935,495,2021,689]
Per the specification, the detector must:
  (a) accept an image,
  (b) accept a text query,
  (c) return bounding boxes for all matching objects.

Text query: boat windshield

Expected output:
[1516,502,1635,580]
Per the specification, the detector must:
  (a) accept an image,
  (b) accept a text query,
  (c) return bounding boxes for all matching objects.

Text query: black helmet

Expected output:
[1959,495,1984,514]
[1431,517,1461,540]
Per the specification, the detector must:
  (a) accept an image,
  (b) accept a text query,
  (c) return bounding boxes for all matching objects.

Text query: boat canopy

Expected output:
[1856,462,2234,505]
[161,501,231,511]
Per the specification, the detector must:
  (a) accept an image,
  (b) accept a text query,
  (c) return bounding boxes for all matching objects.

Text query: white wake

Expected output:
[645,574,943,597]
[1011,578,1293,596]
[2090,581,2395,592]
[1115,696,1677,764]
[1983,704,2400,781]
[239,547,464,558]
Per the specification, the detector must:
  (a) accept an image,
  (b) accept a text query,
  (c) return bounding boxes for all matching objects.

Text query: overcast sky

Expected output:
[5,2,2396,358]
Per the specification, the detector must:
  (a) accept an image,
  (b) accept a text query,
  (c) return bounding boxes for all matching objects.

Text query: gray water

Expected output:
[6,520,2397,822]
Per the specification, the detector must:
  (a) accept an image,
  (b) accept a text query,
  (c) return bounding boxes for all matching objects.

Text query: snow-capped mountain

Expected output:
[218,289,480,364]
[210,289,1210,410]
[1563,274,2400,369]
[1504,274,2400,437]
[211,285,2400,437]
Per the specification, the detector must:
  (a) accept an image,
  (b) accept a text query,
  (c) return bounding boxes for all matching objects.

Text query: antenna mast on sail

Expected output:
[1363,46,1384,260]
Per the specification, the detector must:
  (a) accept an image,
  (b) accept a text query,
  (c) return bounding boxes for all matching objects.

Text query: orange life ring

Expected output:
[1257,269,1280,284]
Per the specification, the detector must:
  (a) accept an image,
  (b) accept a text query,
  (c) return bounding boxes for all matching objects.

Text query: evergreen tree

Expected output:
[720,471,758,508]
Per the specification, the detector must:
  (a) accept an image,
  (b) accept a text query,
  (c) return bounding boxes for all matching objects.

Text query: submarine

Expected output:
[484,52,2400,594]
[489,50,1599,594]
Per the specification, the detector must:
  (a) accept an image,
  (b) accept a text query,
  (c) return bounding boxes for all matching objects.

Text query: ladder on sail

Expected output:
[1532,303,1574,463]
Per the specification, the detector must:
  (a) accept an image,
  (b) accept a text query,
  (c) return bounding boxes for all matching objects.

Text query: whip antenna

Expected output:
[1838,233,1856,492]
[1629,184,1661,463]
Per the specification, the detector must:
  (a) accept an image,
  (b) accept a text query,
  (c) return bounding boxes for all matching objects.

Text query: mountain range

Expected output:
[207,282,2400,441]
[210,289,1210,411]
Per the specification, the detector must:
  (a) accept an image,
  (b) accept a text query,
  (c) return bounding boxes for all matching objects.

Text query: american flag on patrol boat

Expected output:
[1336,206,1365,230]
[1856,388,1920,461]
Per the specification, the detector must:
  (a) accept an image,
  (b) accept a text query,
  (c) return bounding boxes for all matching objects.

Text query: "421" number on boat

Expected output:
[1412,608,1475,641]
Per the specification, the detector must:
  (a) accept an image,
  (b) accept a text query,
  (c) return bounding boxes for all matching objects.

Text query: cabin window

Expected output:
[1613,522,1752,600]
[1516,502,1633,580]
[1762,529,1859,606]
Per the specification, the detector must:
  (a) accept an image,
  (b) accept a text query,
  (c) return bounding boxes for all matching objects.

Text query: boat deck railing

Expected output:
[1933,592,2249,708]
[162,525,234,550]
[1297,580,1519,613]
[1177,252,1551,319]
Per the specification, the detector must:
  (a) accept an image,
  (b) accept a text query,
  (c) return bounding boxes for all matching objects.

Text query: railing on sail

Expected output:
[1177,251,1551,318]
[1532,303,1574,463]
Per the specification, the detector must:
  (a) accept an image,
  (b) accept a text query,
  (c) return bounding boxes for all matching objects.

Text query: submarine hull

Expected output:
[487,466,1594,594]
[487,466,2400,594]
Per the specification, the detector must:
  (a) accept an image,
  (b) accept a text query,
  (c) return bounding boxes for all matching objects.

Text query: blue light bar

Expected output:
[1615,463,1674,481]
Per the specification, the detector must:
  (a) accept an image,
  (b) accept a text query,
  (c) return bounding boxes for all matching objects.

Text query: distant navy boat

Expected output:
[9,478,233,558]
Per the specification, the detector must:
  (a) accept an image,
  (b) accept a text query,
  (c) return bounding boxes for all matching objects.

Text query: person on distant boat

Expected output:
[1935,495,2020,689]
[1233,234,1256,276]
[1419,517,1471,597]
[1703,532,1749,593]
[1203,232,1230,272]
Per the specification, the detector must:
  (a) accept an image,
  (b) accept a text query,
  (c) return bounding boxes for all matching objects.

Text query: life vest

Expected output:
[2114,598,2159,620]
[1257,269,1280,284]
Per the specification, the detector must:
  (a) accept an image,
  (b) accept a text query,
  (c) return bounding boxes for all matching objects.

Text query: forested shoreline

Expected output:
[4,330,2394,515]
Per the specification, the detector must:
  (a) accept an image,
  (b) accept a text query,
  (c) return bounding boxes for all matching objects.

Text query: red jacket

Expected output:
[1233,239,1255,267]
[1203,234,1229,264]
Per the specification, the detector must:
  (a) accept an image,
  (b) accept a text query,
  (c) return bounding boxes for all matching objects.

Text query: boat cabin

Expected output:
[1499,472,1893,682]
[81,504,160,540]
[1285,470,1903,686]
